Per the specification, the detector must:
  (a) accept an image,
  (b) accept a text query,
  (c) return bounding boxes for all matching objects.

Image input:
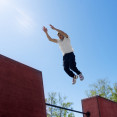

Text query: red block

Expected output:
[0,54,46,117]
[82,96,117,117]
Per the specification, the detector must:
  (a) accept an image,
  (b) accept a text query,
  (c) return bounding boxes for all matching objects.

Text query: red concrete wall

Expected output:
[98,96,117,117]
[82,96,117,117]
[0,54,46,117]
[82,96,100,117]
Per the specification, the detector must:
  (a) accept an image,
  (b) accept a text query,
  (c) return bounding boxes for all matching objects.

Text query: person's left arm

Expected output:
[50,24,68,38]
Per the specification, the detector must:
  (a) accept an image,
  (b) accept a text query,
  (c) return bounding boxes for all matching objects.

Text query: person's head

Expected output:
[57,33,64,40]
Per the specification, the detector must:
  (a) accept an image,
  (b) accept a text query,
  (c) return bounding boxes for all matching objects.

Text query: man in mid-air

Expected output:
[43,24,84,84]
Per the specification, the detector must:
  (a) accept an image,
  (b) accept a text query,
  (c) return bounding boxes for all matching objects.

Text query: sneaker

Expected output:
[79,73,84,81]
[72,75,78,84]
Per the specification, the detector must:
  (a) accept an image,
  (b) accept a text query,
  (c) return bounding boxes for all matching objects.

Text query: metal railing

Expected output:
[46,103,90,117]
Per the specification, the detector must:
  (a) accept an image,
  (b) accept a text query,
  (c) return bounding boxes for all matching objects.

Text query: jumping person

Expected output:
[43,24,84,84]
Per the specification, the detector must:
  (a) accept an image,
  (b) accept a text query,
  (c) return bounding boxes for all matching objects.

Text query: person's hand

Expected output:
[43,26,48,33]
[50,24,56,30]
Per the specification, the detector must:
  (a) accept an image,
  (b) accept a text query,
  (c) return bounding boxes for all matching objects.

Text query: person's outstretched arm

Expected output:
[50,24,68,38]
[43,26,58,43]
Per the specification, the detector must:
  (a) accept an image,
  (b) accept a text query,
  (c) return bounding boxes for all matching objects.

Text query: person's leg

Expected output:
[63,54,75,78]
[69,52,84,81]
[69,53,81,75]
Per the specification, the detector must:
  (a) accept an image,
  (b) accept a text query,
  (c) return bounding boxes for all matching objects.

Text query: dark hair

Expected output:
[58,32,60,35]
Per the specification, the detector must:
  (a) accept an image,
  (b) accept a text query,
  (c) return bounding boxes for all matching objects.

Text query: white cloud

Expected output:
[15,8,35,33]
[0,0,10,12]
[0,0,36,54]
[0,0,35,33]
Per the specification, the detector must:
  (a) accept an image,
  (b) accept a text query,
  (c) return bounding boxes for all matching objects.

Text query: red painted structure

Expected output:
[82,96,117,117]
[0,54,46,117]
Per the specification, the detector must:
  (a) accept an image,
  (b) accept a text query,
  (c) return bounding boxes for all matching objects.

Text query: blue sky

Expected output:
[0,0,117,116]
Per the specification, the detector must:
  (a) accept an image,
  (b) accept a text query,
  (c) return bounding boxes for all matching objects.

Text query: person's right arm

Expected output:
[43,26,58,43]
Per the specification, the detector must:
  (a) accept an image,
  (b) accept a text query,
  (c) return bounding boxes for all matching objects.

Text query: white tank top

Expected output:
[57,37,74,55]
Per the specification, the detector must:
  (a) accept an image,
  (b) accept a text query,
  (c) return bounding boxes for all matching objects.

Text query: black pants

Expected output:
[63,52,81,78]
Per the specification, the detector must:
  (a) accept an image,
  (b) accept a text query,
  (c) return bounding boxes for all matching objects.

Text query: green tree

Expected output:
[46,92,57,117]
[110,83,117,102]
[86,79,117,102]
[46,92,75,117]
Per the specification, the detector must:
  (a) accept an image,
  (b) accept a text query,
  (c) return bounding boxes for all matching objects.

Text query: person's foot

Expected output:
[79,73,84,81]
[72,75,78,85]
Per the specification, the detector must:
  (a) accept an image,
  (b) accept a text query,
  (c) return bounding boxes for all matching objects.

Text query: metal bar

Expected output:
[46,103,89,115]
